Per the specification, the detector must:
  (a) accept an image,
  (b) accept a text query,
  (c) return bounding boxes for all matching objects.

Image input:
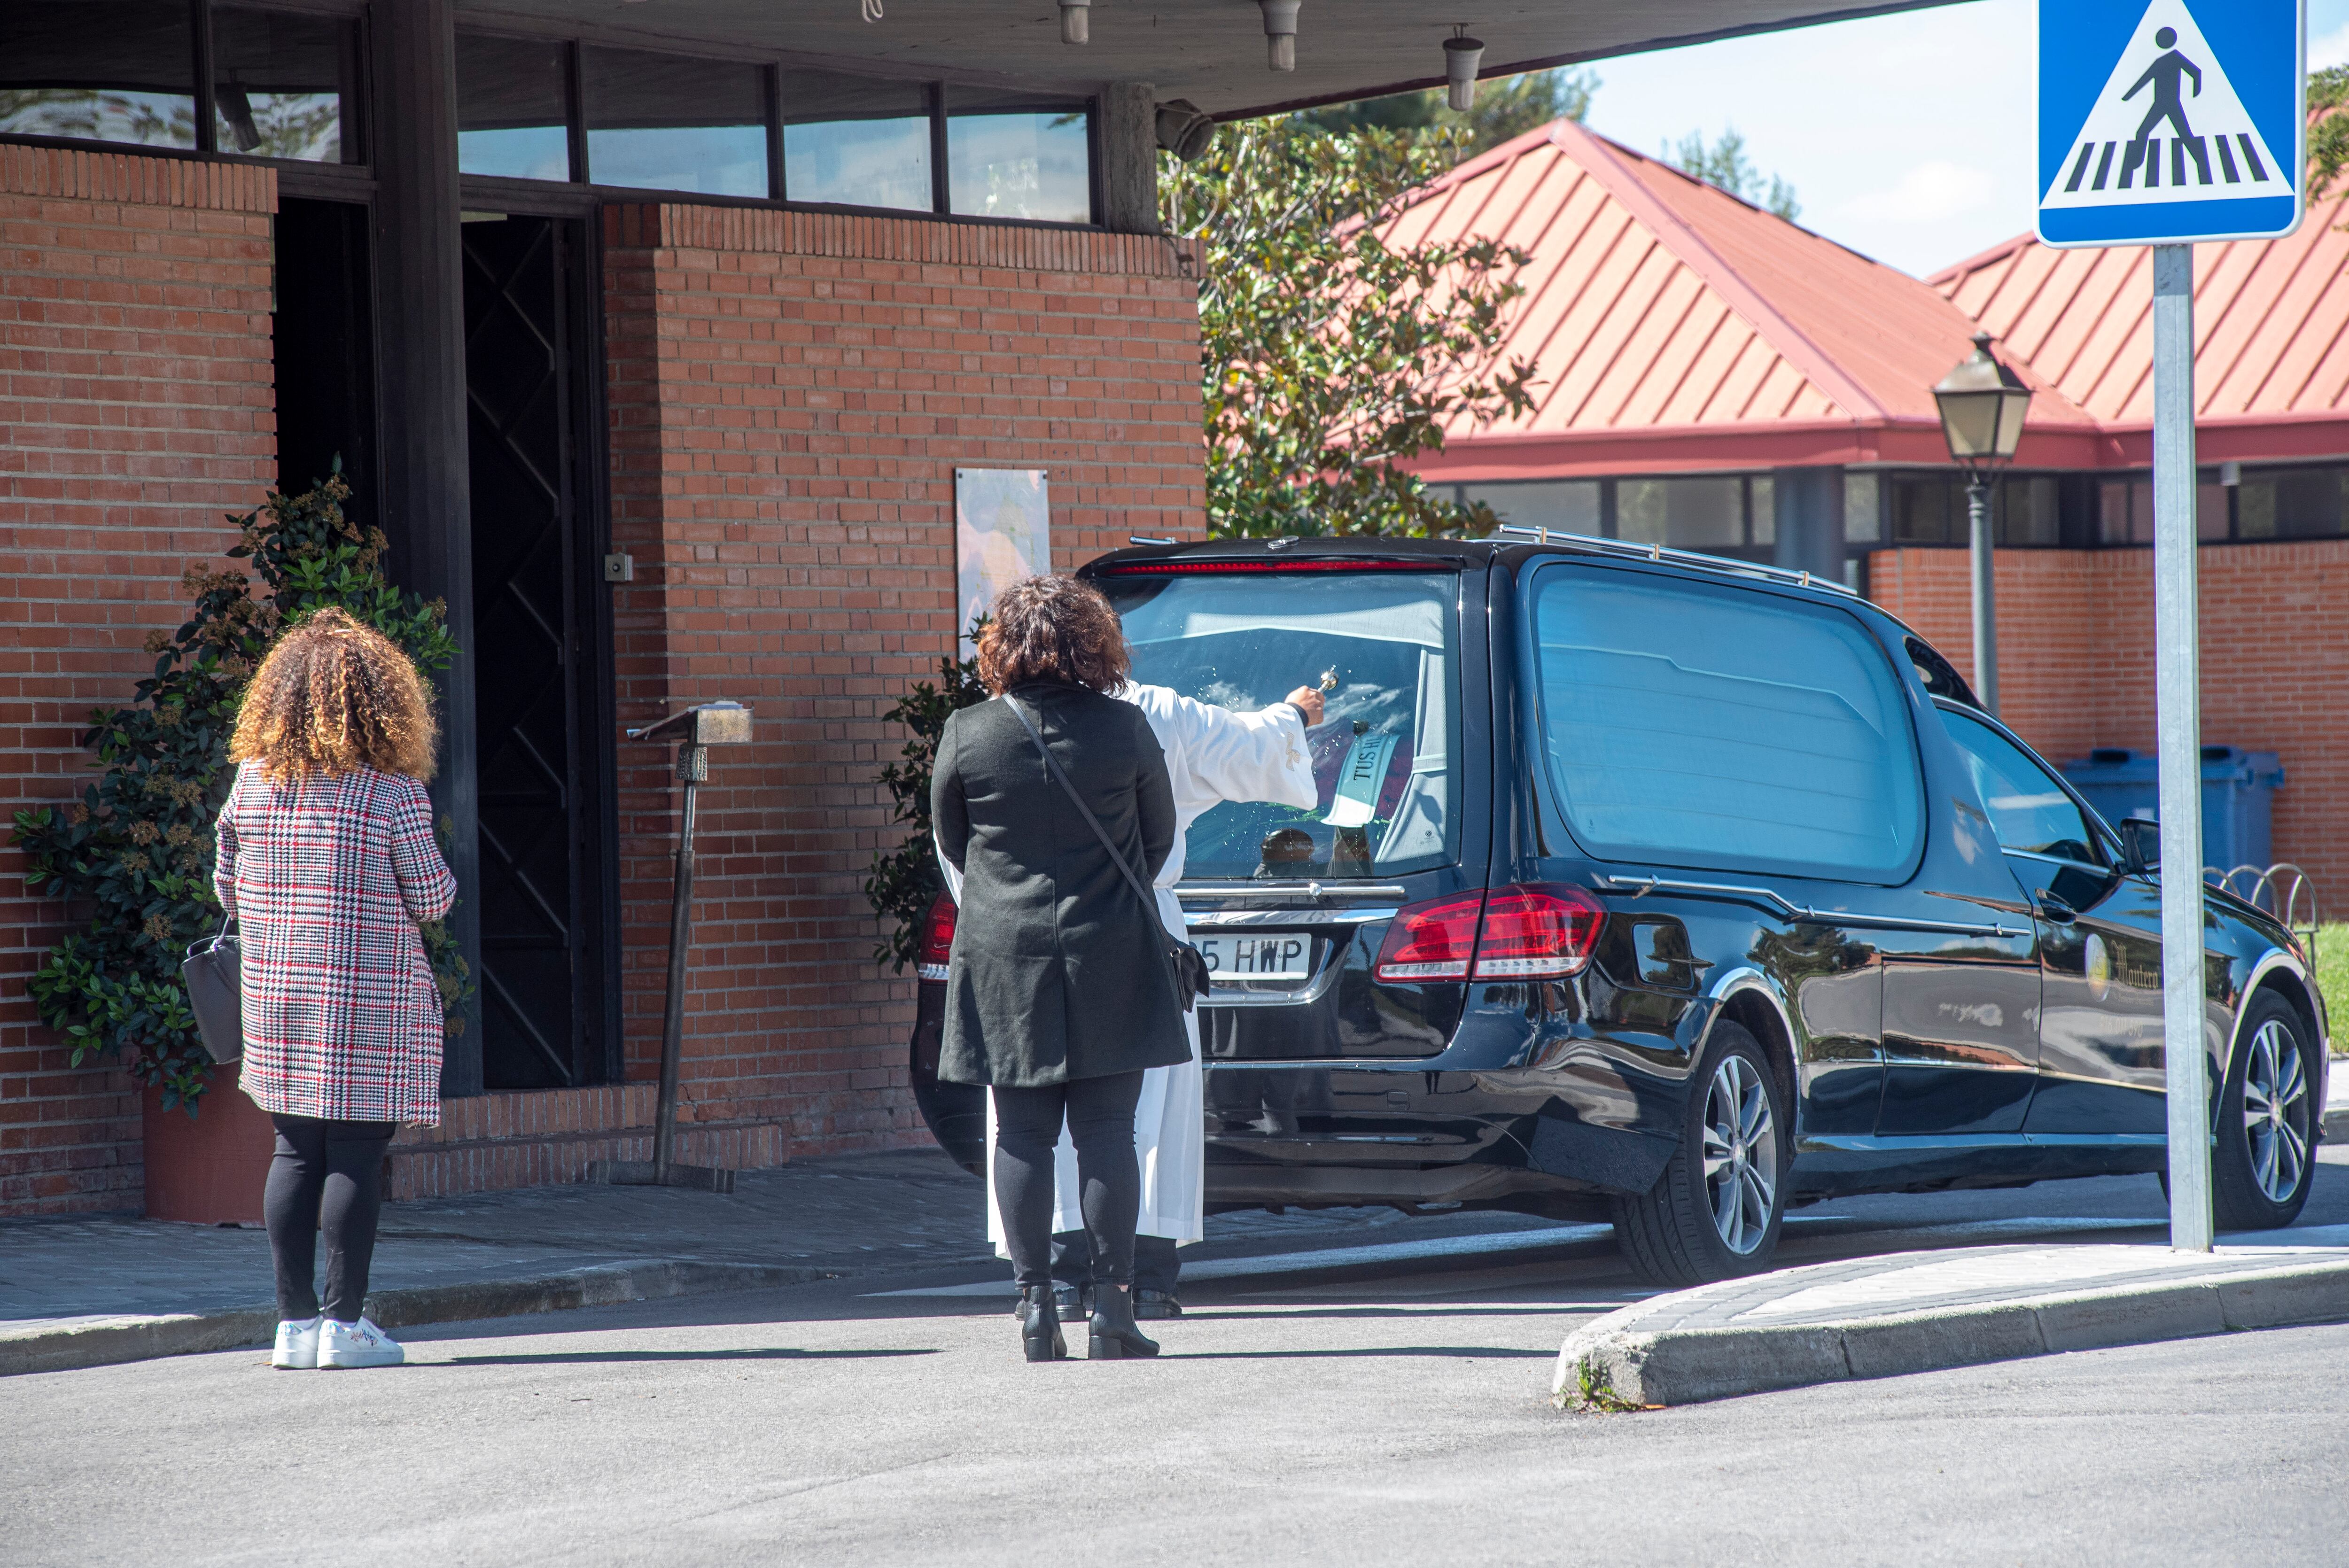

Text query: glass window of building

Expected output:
[583,47,767,198]
[946,88,1090,223]
[1459,481,1600,534]
[211,8,354,163]
[2101,473,2232,541]
[1617,476,1744,549]
[1995,474,2060,545]
[1844,471,1882,542]
[1750,474,1776,546]
[0,2,198,150]
[2237,466,2346,540]
[456,34,571,181]
[781,70,932,211]
[1887,474,1952,544]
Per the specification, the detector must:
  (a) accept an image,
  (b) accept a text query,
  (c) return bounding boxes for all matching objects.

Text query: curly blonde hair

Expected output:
[230,607,438,781]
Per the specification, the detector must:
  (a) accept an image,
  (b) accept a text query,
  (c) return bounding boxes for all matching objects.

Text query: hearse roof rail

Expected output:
[1494,524,1861,598]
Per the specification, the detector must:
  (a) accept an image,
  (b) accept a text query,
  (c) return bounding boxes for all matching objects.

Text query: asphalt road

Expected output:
[8,1157,2349,1566]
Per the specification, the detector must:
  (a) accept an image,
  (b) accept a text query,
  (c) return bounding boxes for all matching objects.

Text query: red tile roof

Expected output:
[1410,118,2347,480]
[1927,181,2349,465]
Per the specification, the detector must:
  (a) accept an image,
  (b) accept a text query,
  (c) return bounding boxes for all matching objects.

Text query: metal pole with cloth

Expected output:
[589,700,754,1194]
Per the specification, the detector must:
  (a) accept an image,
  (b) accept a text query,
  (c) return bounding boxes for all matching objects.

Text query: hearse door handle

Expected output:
[2035,892,2078,924]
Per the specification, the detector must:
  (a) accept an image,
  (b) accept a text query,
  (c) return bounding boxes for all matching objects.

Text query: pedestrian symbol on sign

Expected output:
[2040,0,2292,221]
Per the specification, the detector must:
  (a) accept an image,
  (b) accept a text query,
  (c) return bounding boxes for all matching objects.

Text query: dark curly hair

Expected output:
[976,574,1131,695]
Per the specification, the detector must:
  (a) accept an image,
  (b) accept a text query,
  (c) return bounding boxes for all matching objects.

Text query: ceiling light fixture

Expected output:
[1444,26,1484,111]
[1258,0,1300,71]
[1060,0,1089,43]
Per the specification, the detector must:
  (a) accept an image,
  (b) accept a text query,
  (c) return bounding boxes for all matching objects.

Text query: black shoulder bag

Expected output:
[180,913,244,1065]
[1003,697,1212,1013]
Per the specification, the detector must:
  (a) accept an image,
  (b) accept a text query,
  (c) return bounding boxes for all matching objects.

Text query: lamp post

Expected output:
[588,700,754,1194]
[1932,331,2033,717]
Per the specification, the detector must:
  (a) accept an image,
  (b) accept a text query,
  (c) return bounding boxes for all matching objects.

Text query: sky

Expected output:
[1576,0,2349,279]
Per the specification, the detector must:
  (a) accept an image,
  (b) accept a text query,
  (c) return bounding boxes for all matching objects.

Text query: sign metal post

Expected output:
[2037,0,2305,1251]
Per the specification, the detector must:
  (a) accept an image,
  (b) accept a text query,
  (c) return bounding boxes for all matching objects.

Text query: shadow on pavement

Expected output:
[432,1347,941,1365]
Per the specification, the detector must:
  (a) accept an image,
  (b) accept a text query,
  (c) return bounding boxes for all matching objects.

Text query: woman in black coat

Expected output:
[933,574,1189,1361]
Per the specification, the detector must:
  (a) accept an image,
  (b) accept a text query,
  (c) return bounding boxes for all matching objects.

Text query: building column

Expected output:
[373,0,482,1095]
[1099,81,1159,234]
[1772,466,1845,585]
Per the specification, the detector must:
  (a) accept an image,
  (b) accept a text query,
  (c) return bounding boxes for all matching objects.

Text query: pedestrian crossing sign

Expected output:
[2038,0,2305,247]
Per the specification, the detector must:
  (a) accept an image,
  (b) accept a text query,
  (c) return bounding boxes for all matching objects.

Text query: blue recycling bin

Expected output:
[2059,745,2286,870]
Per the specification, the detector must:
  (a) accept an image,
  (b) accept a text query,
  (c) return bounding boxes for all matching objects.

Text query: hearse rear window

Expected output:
[1532,567,1922,883]
[1099,568,1461,880]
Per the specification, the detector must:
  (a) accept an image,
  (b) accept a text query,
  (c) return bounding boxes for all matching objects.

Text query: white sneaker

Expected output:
[272,1317,320,1369]
[317,1316,404,1369]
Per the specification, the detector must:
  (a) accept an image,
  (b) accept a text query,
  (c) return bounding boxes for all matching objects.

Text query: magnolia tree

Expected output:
[1163,118,1538,538]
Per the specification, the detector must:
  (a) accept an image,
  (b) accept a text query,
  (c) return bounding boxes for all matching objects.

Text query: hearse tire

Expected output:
[1610,1020,1789,1289]
[2211,992,2318,1233]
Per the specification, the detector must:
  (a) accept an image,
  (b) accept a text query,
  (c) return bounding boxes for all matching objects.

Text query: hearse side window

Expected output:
[1532,569,1922,882]
[1937,708,2102,865]
[1100,569,1462,881]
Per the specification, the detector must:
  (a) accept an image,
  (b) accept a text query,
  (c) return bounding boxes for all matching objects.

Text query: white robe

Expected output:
[947,684,1317,1252]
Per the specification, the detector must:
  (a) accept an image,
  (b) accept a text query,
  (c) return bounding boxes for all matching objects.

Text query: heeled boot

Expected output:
[1087,1281,1161,1360]
[1019,1283,1067,1362]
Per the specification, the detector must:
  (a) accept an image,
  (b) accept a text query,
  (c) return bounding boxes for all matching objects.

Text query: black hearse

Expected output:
[909,534,2328,1284]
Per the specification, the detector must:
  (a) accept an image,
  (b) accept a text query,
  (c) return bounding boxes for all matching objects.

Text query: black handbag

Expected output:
[1004,698,1213,1013]
[180,915,244,1066]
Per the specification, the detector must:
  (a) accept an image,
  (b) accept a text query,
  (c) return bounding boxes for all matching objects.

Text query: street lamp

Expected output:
[1932,330,2033,716]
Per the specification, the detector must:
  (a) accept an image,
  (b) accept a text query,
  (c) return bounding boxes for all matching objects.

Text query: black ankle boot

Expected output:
[1088,1281,1161,1359]
[1019,1284,1066,1362]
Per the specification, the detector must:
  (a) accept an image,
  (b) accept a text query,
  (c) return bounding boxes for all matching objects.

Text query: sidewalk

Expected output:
[0,1146,1559,1376]
[1556,1225,2349,1408]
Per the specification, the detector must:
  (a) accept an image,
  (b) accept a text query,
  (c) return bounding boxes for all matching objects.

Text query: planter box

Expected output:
[143,1067,275,1224]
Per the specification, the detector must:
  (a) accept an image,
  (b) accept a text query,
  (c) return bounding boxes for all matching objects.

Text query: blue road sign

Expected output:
[2038,0,2305,247]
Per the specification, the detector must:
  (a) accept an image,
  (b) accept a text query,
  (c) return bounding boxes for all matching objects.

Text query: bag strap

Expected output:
[1002,696,1167,931]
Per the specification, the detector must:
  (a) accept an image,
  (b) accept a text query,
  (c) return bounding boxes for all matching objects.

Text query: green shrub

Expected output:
[2311,923,2349,1056]
[11,469,469,1112]
[864,620,988,971]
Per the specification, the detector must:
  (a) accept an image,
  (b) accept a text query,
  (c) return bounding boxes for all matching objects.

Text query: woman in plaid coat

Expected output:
[214,608,455,1370]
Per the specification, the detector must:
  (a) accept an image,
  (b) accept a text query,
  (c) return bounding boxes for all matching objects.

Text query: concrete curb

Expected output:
[1554,1256,2349,1409]
[0,1260,834,1379]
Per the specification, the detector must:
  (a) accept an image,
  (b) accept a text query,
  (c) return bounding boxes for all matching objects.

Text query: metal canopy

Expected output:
[456,0,1957,117]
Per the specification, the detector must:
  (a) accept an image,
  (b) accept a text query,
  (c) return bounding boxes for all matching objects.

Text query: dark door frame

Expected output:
[458,200,623,1089]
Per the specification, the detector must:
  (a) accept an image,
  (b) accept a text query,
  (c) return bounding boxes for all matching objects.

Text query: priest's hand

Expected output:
[1283,686,1327,727]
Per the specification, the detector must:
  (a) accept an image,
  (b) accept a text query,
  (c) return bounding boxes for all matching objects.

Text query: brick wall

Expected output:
[601,204,1206,1161]
[0,147,276,1215]
[1870,542,2349,900]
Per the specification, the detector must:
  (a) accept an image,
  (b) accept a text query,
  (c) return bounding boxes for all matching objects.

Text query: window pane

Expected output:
[1617,476,1742,549]
[0,2,196,150]
[2239,475,2276,538]
[1461,481,1600,533]
[947,90,1089,222]
[212,8,350,163]
[1534,567,1922,881]
[782,70,931,211]
[2129,478,2154,542]
[2199,480,2229,540]
[457,34,569,180]
[1889,474,1950,544]
[1844,471,1881,543]
[2093,478,2125,543]
[1995,474,2059,545]
[2245,466,2347,539]
[1750,475,1775,546]
[584,47,766,198]
[1940,709,2098,863]
[1101,571,1462,879]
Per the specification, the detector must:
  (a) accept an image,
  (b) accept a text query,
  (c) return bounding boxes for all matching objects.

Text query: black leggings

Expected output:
[992,1071,1145,1291]
[264,1113,397,1322]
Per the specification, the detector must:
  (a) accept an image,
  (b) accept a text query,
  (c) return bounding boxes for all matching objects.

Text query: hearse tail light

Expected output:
[1470,883,1605,979]
[918,893,957,982]
[1371,892,1483,981]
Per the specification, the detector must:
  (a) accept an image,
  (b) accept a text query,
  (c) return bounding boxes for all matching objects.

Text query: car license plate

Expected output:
[1192,932,1313,981]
